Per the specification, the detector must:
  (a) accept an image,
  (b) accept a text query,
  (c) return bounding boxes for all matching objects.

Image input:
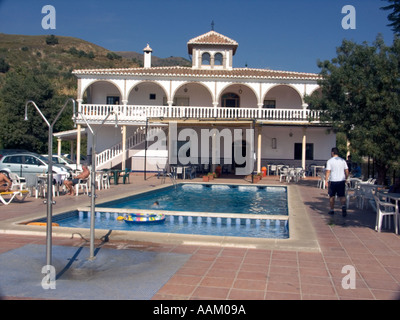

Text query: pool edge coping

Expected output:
[0,182,320,252]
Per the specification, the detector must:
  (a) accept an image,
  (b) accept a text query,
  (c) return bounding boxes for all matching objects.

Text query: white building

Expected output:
[71,30,334,175]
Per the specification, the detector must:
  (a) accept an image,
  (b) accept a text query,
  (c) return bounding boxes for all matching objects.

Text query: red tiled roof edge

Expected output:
[72,66,321,80]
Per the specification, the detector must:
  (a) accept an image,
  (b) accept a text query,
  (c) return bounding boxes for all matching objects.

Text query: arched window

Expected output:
[221,93,240,108]
[202,52,210,65]
[214,53,223,66]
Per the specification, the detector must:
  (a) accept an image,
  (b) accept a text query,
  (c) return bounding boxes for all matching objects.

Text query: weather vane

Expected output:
[211,20,215,31]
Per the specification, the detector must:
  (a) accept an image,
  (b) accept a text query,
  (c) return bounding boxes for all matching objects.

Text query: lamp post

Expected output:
[24,98,76,267]
[74,111,118,260]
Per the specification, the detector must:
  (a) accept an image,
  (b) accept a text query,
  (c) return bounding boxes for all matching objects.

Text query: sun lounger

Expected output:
[0,190,29,205]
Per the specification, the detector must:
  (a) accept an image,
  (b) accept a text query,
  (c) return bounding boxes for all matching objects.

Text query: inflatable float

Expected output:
[123,213,166,224]
[27,222,59,227]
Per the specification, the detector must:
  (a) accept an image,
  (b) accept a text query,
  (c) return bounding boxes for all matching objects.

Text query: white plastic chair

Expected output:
[279,167,288,182]
[295,167,304,181]
[358,184,377,209]
[373,193,399,234]
[41,180,57,198]
[156,164,167,179]
[101,173,110,189]
[317,172,326,189]
[75,178,89,196]
[175,166,183,179]
[95,173,102,190]
[9,173,27,191]
[346,179,363,209]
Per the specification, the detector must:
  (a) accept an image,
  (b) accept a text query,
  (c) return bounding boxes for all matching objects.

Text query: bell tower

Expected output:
[187,30,238,70]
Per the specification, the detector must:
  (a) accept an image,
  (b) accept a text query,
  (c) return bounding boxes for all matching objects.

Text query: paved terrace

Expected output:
[0,173,399,300]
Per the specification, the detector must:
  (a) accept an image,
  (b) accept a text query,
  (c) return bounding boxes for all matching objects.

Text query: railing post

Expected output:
[167,101,173,118]
[212,102,218,118]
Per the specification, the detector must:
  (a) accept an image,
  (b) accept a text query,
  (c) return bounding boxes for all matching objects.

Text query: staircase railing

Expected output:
[95,127,146,168]
[95,126,166,169]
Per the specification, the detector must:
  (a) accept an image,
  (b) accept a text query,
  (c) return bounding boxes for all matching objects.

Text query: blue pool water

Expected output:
[35,184,290,239]
[56,211,289,239]
[99,184,288,216]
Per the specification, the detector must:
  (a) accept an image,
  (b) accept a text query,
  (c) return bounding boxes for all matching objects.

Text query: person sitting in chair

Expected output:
[64,165,90,196]
[0,172,11,192]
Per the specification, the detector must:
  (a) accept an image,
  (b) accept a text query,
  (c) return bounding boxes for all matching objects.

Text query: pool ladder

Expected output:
[162,172,177,188]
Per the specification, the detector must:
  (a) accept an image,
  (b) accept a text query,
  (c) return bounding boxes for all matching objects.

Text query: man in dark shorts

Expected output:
[325,147,349,217]
[64,165,90,195]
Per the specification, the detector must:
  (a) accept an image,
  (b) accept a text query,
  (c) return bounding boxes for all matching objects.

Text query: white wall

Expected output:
[261,126,335,162]
[88,81,121,104]
[264,85,303,108]
[168,125,334,165]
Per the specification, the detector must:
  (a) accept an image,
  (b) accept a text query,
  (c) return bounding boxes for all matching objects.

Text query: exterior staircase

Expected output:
[95,126,166,170]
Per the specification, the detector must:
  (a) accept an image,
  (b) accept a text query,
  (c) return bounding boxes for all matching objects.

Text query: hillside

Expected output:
[0,33,140,70]
[0,33,190,73]
[117,51,191,67]
[0,33,191,95]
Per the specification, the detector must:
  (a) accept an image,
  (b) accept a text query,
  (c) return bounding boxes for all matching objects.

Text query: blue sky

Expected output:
[0,0,395,73]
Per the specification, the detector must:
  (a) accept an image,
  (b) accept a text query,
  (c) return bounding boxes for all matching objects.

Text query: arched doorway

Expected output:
[221,93,240,108]
[232,140,247,170]
[82,80,122,104]
[263,85,303,109]
[128,82,167,106]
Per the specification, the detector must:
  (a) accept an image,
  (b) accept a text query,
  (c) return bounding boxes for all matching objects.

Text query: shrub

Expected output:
[45,35,58,45]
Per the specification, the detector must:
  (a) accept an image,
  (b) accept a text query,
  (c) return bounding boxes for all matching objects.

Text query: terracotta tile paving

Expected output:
[0,174,400,300]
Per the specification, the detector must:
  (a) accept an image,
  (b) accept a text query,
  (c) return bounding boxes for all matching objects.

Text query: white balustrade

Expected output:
[79,104,320,123]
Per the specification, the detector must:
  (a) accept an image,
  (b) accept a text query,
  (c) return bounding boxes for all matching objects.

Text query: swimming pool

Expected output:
[97,184,288,216]
[30,183,290,239]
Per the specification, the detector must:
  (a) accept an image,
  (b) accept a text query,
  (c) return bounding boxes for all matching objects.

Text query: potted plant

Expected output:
[253,173,262,183]
[202,175,209,182]
[208,172,214,180]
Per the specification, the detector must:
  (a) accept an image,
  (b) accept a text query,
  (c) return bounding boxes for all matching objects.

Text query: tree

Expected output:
[305,35,400,184]
[0,58,10,73]
[45,34,58,45]
[381,0,400,35]
[0,66,65,153]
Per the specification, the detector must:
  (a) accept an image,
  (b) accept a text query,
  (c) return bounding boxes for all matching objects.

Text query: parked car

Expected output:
[0,149,30,160]
[42,155,82,171]
[63,153,87,163]
[0,153,72,177]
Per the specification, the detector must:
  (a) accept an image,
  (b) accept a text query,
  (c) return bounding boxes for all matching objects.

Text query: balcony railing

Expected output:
[78,104,321,123]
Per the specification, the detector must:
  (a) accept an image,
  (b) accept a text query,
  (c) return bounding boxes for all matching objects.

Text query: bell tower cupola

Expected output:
[187,30,238,70]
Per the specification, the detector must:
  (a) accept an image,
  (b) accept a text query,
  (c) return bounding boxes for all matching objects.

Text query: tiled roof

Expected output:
[72,66,320,80]
[187,30,239,54]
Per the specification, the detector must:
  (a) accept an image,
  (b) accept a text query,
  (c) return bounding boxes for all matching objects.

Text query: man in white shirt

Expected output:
[325,147,349,217]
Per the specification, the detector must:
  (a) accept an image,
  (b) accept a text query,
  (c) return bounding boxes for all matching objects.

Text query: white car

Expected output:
[0,153,72,177]
[42,155,82,171]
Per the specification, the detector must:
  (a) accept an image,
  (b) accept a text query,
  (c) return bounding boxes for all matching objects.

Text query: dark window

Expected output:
[24,156,40,165]
[221,93,240,108]
[106,96,120,104]
[149,93,156,100]
[3,155,22,164]
[202,53,210,65]
[263,100,276,108]
[294,143,314,160]
[214,53,223,65]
